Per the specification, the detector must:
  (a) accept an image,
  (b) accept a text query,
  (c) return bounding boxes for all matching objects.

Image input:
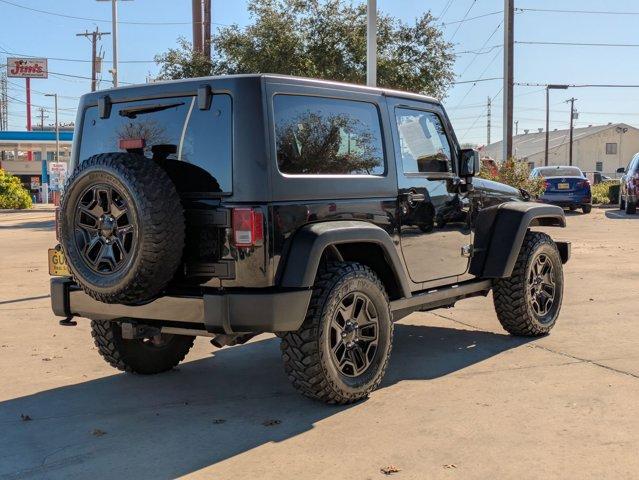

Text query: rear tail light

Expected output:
[544,181,551,190]
[577,179,590,189]
[54,207,61,241]
[232,208,264,247]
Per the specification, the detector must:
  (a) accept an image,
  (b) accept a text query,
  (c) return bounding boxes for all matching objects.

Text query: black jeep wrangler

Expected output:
[50,75,570,404]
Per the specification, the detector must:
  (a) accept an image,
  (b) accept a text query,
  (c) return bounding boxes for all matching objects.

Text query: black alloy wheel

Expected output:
[329,292,379,377]
[527,253,556,320]
[74,184,136,274]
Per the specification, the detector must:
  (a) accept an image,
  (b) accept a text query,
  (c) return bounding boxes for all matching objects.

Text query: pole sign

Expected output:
[7,57,48,79]
[48,162,68,191]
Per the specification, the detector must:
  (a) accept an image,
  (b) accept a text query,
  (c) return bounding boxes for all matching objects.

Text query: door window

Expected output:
[395,108,452,174]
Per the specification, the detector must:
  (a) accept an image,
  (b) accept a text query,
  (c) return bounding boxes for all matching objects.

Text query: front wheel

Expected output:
[626,201,637,215]
[493,232,564,336]
[281,262,393,404]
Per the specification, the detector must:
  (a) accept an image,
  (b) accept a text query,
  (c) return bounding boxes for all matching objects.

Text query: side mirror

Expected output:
[616,167,626,174]
[459,149,480,178]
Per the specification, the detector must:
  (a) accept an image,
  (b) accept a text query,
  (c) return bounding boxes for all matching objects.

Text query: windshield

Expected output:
[536,166,584,178]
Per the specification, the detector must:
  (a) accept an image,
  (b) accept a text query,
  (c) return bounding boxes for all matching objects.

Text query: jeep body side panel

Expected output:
[469,202,566,278]
[278,220,412,298]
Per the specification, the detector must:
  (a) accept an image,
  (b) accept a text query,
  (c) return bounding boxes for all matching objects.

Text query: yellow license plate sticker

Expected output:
[48,248,71,276]
[558,182,570,190]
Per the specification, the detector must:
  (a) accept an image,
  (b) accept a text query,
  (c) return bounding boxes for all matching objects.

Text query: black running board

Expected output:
[390,279,493,321]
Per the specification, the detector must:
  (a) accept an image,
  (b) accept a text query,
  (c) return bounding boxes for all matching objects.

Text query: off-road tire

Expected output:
[280,262,393,404]
[626,201,637,215]
[493,231,564,336]
[60,152,185,304]
[582,204,592,214]
[91,320,194,374]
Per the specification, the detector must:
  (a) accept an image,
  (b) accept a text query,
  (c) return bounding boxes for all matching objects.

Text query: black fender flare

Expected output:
[278,221,412,298]
[469,202,567,278]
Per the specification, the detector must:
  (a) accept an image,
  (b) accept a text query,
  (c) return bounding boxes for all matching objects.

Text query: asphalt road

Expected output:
[0,206,638,480]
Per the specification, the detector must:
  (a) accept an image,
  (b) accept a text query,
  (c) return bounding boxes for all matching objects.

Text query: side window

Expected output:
[274,95,385,175]
[395,108,452,174]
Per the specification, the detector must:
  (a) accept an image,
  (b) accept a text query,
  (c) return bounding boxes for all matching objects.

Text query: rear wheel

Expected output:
[582,204,592,214]
[626,201,637,215]
[91,320,194,374]
[493,232,563,336]
[280,262,393,404]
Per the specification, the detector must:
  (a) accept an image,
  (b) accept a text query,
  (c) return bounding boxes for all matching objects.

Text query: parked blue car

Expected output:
[531,166,592,214]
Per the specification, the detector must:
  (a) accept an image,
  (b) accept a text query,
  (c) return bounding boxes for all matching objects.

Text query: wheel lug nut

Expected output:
[341,332,347,338]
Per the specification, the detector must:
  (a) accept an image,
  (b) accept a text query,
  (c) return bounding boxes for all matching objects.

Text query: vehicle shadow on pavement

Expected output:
[0,219,55,231]
[605,210,638,220]
[0,323,530,479]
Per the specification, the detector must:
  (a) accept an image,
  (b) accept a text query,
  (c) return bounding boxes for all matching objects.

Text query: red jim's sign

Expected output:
[7,57,48,79]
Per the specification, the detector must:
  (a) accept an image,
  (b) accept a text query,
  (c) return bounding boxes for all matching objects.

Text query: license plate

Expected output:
[48,248,71,276]
[557,183,570,190]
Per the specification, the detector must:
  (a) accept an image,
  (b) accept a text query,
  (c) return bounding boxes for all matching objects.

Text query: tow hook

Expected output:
[121,322,161,340]
[59,316,77,326]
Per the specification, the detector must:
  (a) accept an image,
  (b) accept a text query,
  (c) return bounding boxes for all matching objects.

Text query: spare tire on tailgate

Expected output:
[59,152,185,304]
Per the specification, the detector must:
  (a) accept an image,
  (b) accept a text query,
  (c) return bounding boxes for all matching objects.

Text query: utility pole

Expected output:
[502,0,514,161]
[544,84,569,166]
[37,106,48,130]
[0,72,7,131]
[203,0,211,58]
[76,28,110,92]
[567,97,577,166]
[97,0,131,87]
[486,96,492,145]
[366,0,377,87]
[192,0,203,54]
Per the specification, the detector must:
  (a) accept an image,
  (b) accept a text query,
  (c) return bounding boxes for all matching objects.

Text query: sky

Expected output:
[2,0,639,146]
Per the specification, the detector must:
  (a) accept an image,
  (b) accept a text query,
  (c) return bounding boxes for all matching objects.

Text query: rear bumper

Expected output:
[51,277,312,333]
[538,193,591,207]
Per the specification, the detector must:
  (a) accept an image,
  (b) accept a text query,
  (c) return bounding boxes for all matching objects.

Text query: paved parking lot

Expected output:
[0,206,638,480]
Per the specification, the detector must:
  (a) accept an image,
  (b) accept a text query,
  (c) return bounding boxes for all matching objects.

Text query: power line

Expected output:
[442,10,503,26]
[452,47,503,109]
[0,0,229,26]
[455,44,502,55]
[449,0,477,41]
[452,76,502,85]
[0,51,154,64]
[517,41,639,48]
[438,0,456,21]
[458,21,502,76]
[516,7,639,16]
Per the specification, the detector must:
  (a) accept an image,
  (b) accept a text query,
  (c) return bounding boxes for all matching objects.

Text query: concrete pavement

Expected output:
[0,207,637,479]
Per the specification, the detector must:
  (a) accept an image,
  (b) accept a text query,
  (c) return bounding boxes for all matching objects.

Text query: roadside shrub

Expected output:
[592,180,619,205]
[0,169,32,209]
[478,158,545,198]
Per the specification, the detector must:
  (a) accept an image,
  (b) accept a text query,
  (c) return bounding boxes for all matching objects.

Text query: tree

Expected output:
[155,0,455,98]
[0,169,32,209]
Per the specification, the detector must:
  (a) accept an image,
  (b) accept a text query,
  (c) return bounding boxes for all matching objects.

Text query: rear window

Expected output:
[537,166,584,178]
[78,94,232,193]
[274,95,385,176]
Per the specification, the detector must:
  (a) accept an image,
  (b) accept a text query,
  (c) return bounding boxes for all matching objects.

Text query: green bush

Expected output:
[478,159,546,198]
[0,169,32,209]
[591,180,619,205]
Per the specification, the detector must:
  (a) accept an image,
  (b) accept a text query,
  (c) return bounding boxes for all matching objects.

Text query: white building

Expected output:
[483,123,639,174]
